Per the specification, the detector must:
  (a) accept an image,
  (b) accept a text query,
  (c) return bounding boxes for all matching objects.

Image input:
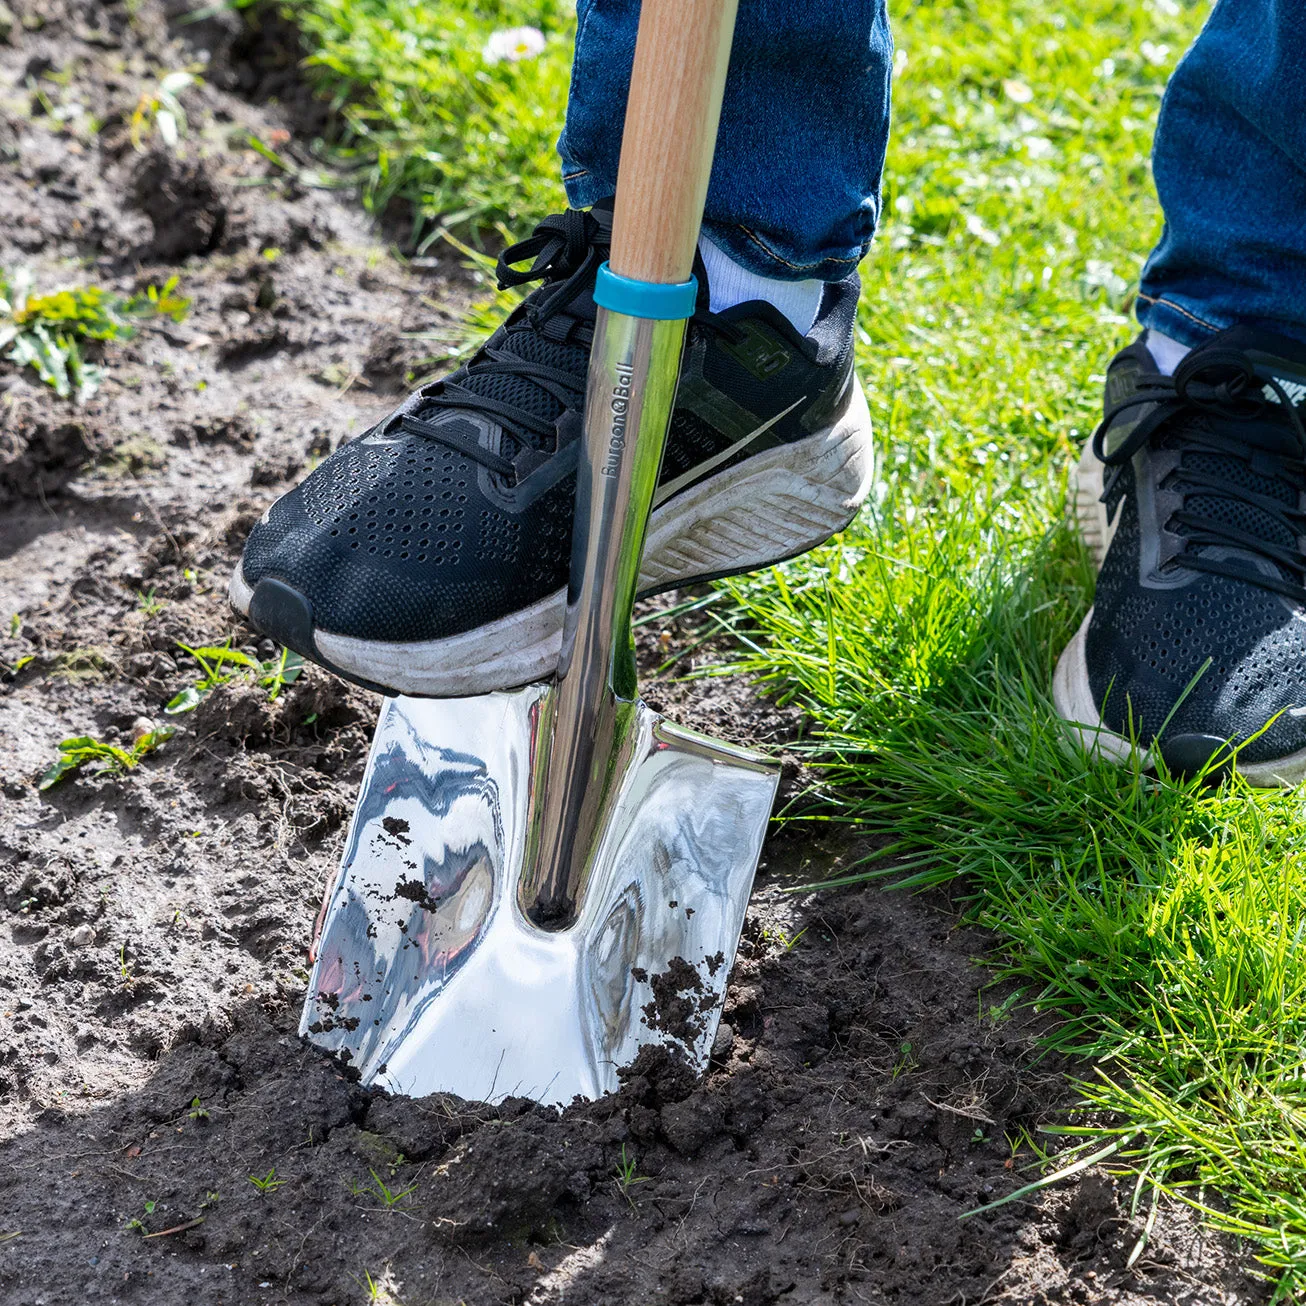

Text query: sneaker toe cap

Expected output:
[1086,591,1306,772]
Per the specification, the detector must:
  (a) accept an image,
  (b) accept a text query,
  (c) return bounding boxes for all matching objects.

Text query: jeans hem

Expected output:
[562,164,601,210]
[1137,290,1306,350]
[557,166,870,282]
[705,219,868,282]
[1135,291,1225,349]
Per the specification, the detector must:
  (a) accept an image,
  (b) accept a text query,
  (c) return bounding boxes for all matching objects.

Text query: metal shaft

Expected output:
[519,308,687,927]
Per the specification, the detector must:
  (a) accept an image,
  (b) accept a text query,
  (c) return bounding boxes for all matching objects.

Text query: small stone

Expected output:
[710,1021,735,1061]
[70,924,95,947]
[838,1208,861,1227]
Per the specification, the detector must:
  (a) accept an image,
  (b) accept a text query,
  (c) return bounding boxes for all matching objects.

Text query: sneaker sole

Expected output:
[230,379,876,698]
[1053,443,1306,787]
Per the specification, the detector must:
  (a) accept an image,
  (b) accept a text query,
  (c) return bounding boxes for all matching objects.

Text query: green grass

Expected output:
[286,0,574,242]
[279,0,1306,1291]
[719,1,1306,1294]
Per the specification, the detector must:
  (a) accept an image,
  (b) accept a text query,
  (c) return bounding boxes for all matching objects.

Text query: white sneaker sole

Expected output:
[230,379,875,698]
[1052,441,1306,786]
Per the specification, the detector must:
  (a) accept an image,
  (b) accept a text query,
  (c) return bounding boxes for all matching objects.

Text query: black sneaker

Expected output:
[1054,327,1306,783]
[229,202,874,696]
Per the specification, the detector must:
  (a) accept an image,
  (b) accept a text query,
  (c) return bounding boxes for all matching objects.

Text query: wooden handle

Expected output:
[608,0,739,286]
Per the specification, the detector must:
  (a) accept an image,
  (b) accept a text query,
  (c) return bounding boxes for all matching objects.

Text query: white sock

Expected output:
[698,234,824,336]
[1146,328,1192,377]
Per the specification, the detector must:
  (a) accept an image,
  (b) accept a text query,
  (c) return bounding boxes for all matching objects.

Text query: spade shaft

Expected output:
[519,313,684,927]
[520,0,743,929]
[609,0,741,287]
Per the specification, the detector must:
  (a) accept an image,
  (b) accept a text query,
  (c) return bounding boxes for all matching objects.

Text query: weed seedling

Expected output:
[763,924,809,953]
[136,588,167,618]
[614,1144,649,1206]
[260,645,306,700]
[124,1199,157,1234]
[7,613,18,637]
[39,727,174,790]
[984,988,1022,1026]
[891,1042,916,1080]
[164,640,304,715]
[247,1169,285,1193]
[353,1268,404,1306]
[350,1170,417,1208]
[0,270,189,402]
[187,1096,209,1122]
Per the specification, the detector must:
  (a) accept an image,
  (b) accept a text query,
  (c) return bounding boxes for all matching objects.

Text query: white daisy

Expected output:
[483,26,547,65]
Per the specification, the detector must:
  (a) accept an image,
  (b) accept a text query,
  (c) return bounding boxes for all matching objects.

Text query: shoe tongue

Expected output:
[453,323,590,457]
[417,205,621,458]
[1167,327,1306,578]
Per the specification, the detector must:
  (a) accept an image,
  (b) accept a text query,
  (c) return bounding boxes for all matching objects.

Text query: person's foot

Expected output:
[1054,326,1306,783]
[230,202,874,696]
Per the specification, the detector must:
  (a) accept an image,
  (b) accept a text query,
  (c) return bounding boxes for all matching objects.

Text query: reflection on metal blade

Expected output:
[300,688,777,1105]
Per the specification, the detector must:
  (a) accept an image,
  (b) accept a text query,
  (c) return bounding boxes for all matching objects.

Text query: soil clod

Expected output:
[129,150,228,260]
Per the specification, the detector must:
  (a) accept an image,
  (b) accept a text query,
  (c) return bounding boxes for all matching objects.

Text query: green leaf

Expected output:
[13,325,73,398]
[186,645,257,669]
[133,726,175,757]
[38,756,80,790]
[164,685,205,715]
[57,735,100,751]
[245,132,290,170]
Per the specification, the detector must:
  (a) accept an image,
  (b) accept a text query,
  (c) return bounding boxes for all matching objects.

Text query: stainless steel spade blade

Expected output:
[300,687,774,1104]
[299,0,770,1104]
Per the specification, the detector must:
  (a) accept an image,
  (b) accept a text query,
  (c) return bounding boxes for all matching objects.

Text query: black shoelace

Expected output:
[396,207,737,484]
[1093,347,1306,604]
[398,207,611,479]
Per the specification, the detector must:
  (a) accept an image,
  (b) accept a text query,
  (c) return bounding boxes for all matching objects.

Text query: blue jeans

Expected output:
[1137,0,1306,346]
[559,0,1306,346]
[558,0,893,282]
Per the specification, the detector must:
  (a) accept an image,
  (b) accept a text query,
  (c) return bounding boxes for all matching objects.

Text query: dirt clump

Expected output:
[0,403,95,501]
[639,954,717,1048]
[129,149,228,259]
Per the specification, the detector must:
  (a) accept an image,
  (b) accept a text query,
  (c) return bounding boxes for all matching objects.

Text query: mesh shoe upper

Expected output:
[238,202,859,648]
[1084,326,1306,768]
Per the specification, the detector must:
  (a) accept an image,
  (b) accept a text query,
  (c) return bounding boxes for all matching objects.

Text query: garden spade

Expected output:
[299,0,777,1106]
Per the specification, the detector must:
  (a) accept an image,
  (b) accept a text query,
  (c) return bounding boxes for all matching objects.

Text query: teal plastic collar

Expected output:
[593,262,698,320]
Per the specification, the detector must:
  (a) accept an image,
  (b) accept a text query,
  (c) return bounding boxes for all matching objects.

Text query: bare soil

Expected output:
[0,4,1270,1303]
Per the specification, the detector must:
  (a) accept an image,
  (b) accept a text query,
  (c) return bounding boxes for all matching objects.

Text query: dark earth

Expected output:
[0,3,1270,1303]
